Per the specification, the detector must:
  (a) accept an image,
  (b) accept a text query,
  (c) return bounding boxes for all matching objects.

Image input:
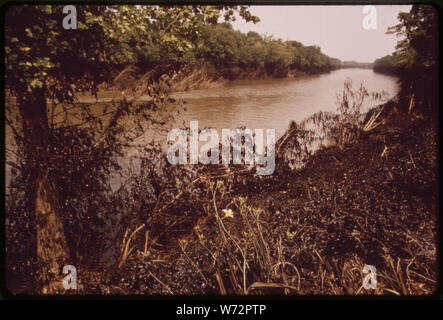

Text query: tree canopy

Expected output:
[5,5,259,99]
[373,5,438,111]
[188,23,340,77]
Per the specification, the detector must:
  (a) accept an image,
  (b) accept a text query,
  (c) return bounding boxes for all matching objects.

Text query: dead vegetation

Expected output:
[93,91,437,295]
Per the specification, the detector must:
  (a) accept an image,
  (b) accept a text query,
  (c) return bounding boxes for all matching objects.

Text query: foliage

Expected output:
[193,23,340,78]
[5,5,257,97]
[4,5,259,292]
[374,5,438,111]
[373,54,400,74]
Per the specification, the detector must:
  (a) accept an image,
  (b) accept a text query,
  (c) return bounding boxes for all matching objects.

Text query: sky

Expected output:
[231,5,411,63]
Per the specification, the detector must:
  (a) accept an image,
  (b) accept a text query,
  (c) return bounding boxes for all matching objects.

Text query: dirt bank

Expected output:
[101,63,312,94]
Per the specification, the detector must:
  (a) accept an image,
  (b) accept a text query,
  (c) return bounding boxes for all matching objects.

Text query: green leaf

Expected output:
[30,79,44,88]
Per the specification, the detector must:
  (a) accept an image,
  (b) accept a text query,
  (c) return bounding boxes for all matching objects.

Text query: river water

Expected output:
[170,68,399,139]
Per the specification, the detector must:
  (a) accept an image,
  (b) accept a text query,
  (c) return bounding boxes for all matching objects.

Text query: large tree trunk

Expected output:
[18,87,71,294]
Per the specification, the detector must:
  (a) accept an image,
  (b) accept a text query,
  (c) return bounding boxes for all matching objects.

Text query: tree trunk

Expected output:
[18,87,71,294]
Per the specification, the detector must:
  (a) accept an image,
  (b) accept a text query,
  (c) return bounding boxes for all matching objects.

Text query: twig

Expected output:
[331,155,341,165]
[144,230,149,256]
[161,12,181,37]
[276,128,297,154]
[215,269,227,295]
[119,223,146,268]
[147,270,174,294]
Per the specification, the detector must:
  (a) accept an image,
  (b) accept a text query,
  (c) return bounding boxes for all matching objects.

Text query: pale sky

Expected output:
[231,5,411,63]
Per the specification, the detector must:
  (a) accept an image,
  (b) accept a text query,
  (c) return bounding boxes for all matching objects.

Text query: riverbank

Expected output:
[76,99,437,295]
[101,63,333,94]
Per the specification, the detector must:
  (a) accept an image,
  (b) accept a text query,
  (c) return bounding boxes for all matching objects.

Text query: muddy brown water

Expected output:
[170,68,399,139]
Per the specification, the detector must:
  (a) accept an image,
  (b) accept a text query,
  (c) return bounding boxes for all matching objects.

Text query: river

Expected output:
[170,68,399,139]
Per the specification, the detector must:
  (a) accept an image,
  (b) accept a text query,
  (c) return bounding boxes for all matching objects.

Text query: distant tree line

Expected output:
[133,22,341,79]
[341,61,373,69]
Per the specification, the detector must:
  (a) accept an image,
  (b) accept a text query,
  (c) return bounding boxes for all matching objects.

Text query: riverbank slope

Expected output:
[78,99,438,295]
[101,62,336,94]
